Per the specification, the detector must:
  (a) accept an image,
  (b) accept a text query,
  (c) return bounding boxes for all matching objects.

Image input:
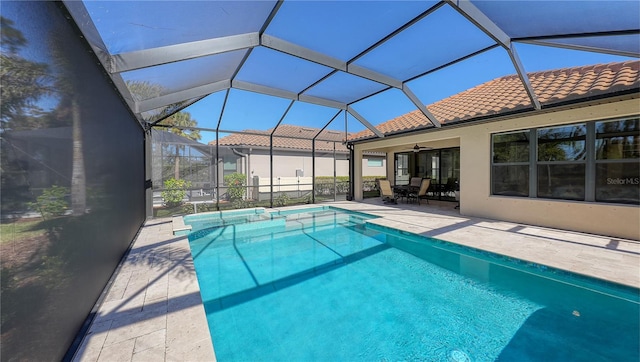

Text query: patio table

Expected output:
[393,185,419,203]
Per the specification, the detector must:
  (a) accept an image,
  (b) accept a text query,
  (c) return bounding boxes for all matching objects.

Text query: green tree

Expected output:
[29,185,69,219]
[158,111,201,179]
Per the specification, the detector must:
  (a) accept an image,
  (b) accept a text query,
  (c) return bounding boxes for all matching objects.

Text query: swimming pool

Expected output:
[185,207,639,361]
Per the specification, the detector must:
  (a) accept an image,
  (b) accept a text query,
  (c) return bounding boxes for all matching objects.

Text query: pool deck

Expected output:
[73,200,640,362]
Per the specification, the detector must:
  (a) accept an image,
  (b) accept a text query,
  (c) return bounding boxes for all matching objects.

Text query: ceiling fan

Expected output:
[409,144,432,153]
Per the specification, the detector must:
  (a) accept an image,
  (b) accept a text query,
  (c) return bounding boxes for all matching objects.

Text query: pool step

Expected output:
[189,216,287,242]
[189,212,365,244]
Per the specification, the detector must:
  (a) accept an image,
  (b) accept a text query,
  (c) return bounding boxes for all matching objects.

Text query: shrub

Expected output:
[274,193,290,207]
[224,173,246,201]
[161,178,191,207]
[232,198,252,209]
[30,185,69,218]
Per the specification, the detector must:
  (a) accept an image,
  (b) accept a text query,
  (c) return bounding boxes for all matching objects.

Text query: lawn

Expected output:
[1,218,48,244]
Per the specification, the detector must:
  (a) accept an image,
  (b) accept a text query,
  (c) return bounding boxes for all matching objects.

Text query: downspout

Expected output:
[231,147,250,187]
[347,143,354,201]
[270,134,274,208]
[333,142,340,201]
[312,139,316,204]
[215,130,220,210]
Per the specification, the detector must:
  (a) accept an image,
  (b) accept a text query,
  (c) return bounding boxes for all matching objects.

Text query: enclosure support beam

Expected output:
[507,44,542,109]
[262,34,403,88]
[298,95,346,110]
[311,140,316,204]
[268,100,295,208]
[402,84,442,128]
[446,0,541,110]
[137,80,230,113]
[232,80,299,101]
[346,106,384,138]
[310,110,343,204]
[111,33,260,73]
[262,34,347,71]
[518,38,640,59]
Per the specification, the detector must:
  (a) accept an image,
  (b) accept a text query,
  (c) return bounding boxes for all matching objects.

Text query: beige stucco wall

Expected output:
[240,152,383,181]
[247,153,349,179]
[353,97,640,240]
[362,155,386,177]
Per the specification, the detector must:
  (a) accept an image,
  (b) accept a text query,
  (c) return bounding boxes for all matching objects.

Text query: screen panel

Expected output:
[303,71,388,104]
[1,2,146,360]
[472,0,639,39]
[265,1,437,61]
[353,5,496,80]
[83,0,277,54]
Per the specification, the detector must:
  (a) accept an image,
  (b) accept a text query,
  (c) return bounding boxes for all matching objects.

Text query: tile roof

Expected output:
[350,60,640,140]
[210,124,349,152]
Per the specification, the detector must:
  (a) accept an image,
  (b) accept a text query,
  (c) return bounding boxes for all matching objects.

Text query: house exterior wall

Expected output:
[233,150,382,181]
[362,155,387,177]
[241,151,350,181]
[354,97,640,240]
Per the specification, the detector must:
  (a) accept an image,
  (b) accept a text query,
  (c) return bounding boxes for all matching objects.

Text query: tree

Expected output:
[0,17,52,130]
[158,112,201,179]
[48,24,87,216]
[126,80,164,102]
[0,17,53,214]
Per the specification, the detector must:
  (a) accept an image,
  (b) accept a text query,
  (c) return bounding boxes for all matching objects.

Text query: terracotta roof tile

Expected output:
[210,124,349,152]
[350,60,639,141]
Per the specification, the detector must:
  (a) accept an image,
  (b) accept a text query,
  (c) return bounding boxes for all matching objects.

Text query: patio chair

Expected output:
[396,177,423,202]
[409,177,422,188]
[443,177,458,197]
[378,179,397,204]
[407,178,431,205]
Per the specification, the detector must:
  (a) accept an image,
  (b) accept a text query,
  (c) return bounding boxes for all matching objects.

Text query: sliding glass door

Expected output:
[394,153,412,185]
[394,147,460,201]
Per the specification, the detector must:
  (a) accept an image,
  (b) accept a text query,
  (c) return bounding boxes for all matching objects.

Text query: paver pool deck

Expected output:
[73,200,640,362]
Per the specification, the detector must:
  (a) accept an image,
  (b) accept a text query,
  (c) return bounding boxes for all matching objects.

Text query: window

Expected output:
[492,131,530,197]
[537,124,586,200]
[395,153,410,185]
[491,117,640,205]
[367,158,383,167]
[595,118,640,204]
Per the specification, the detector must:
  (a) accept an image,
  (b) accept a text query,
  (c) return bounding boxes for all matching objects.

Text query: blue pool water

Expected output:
[185,207,639,361]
